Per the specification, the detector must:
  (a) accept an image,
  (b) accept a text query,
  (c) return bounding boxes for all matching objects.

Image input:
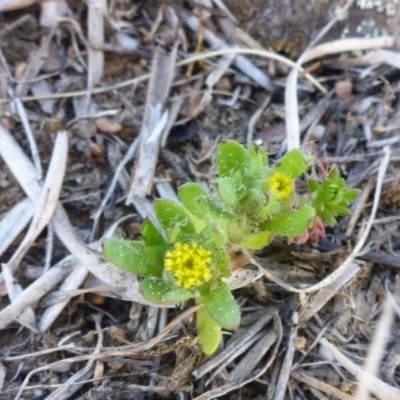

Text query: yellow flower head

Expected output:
[267,172,293,200]
[164,242,213,289]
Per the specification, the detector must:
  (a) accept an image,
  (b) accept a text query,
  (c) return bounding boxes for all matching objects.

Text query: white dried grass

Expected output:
[0,199,34,258]
[15,30,55,98]
[5,131,68,272]
[292,371,357,400]
[181,12,274,92]
[160,96,184,147]
[303,36,395,63]
[320,338,400,400]
[40,0,68,28]
[0,124,159,306]
[274,326,297,400]
[2,46,326,104]
[0,257,76,330]
[30,80,56,114]
[91,136,139,229]
[0,362,6,391]
[0,0,35,11]
[284,0,353,150]
[39,263,89,332]
[355,298,395,400]
[127,45,177,201]
[2,262,36,330]
[246,94,271,146]
[12,97,43,177]
[87,0,106,87]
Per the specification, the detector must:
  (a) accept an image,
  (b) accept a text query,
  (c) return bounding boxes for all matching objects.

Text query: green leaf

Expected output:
[342,188,360,203]
[248,143,268,174]
[213,250,230,277]
[141,219,165,246]
[307,179,320,194]
[201,222,228,248]
[178,183,208,219]
[257,191,278,220]
[154,199,196,237]
[216,140,248,177]
[103,239,163,277]
[196,306,222,355]
[262,205,316,236]
[319,208,337,227]
[169,222,181,243]
[328,166,340,181]
[231,169,246,192]
[200,281,240,330]
[240,231,272,250]
[320,180,341,203]
[162,288,194,303]
[214,178,238,206]
[198,197,236,222]
[143,246,165,270]
[140,279,193,303]
[326,204,352,217]
[275,149,311,178]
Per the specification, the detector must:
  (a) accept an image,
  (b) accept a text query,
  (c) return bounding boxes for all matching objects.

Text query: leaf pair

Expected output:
[197,281,241,355]
[308,167,360,226]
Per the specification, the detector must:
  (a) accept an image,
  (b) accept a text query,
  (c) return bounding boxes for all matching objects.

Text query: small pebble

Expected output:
[95,118,122,134]
[319,344,334,361]
[335,79,353,101]
[14,62,27,80]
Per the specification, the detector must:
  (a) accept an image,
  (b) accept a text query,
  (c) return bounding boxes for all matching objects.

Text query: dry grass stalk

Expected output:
[193,307,278,379]
[5,131,68,272]
[0,46,326,105]
[0,124,154,304]
[355,298,395,400]
[0,0,35,11]
[0,199,33,257]
[39,263,89,332]
[127,45,177,201]
[320,338,400,400]
[299,261,363,322]
[345,179,375,238]
[274,326,297,400]
[292,370,357,400]
[91,137,139,229]
[87,0,105,89]
[192,317,282,400]
[285,0,353,150]
[246,94,271,147]
[0,258,76,329]
[181,12,274,92]
[304,36,395,63]
[0,362,5,392]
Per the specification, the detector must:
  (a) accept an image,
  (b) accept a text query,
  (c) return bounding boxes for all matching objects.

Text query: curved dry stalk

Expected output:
[285,0,353,150]
[244,145,390,294]
[303,36,395,63]
[0,124,162,306]
[320,338,400,400]
[5,131,68,272]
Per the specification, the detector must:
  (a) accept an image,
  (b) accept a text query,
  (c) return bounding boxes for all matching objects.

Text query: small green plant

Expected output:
[103,140,359,355]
